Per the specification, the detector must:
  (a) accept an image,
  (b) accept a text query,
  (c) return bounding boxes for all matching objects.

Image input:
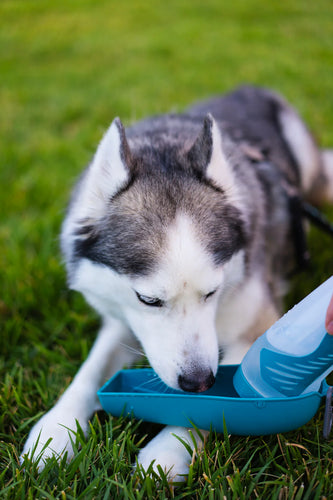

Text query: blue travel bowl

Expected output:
[97,365,328,435]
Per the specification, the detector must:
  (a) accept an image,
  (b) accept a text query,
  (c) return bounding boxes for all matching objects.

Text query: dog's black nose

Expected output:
[178,369,215,393]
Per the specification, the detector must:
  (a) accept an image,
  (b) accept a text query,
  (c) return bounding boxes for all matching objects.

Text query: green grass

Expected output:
[1,0,333,497]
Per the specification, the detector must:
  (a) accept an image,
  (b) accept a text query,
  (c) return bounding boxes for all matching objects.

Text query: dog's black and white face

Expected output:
[62,116,247,391]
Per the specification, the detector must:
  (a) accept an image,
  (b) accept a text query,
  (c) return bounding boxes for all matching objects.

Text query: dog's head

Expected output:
[62,115,247,391]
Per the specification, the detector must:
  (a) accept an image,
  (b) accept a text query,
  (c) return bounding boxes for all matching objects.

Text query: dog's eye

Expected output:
[135,292,164,308]
[204,290,217,301]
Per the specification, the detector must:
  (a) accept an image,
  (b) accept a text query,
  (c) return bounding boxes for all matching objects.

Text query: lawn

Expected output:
[1,0,333,498]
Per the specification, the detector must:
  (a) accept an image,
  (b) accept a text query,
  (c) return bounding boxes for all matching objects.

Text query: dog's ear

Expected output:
[90,117,132,198]
[76,118,132,220]
[188,114,235,193]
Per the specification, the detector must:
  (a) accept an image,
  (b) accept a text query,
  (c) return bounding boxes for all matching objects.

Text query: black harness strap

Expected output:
[289,196,333,273]
[288,194,310,271]
[302,202,333,237]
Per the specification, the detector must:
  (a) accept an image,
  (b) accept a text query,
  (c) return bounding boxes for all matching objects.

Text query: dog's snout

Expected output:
[178,369,215,393]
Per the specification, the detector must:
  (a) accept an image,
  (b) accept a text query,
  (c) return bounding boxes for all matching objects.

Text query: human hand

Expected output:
[326,293,333,335]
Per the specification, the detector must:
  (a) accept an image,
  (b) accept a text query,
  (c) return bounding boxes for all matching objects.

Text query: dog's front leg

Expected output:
[137,426,208,482]
[21,317,138,468]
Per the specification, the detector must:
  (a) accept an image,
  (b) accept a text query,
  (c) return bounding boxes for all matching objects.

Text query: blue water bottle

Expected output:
[234,276,333,398]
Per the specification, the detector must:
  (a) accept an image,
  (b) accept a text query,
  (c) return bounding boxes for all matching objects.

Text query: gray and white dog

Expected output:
[22,86,333,480]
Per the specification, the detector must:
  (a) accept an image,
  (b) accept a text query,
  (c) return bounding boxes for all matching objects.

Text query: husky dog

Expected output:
[22,86,333,480]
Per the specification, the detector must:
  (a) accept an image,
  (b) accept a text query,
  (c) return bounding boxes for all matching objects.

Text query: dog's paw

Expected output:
[138,447,190,482]
[21,406,88,470]
[137,426,202,482]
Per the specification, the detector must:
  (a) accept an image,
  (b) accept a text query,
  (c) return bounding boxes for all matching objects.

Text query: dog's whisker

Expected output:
[119,342,145,357]
[132,376,163,393]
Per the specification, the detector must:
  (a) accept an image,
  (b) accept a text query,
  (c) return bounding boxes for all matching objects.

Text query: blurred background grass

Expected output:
[1,0,333,497]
